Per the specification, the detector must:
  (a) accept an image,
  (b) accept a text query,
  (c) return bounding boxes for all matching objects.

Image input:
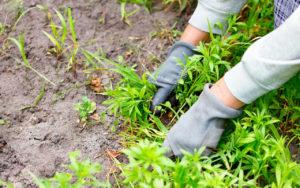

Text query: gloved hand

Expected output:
[163,83,242,158]
[148,41,196,111]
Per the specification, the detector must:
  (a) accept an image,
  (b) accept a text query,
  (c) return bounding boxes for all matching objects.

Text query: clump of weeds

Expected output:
[43,9,68,59]
[43,7,80,73]
[28,151,110,187]
[101,56,156,126]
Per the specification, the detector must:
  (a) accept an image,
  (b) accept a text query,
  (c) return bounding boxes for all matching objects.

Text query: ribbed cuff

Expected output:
[189,2,229,35]
[224,62,269,104]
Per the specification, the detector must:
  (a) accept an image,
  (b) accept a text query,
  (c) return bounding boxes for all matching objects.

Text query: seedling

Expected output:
[0,22,5,35]
[19,82,46,110]
[13,0,24,18]
[5,35,55,85]
[36,0,51,21]
[2,6,36,50]
[65,8,79,72]
[74,96,96,123]
[43,9,67,58]
[120,2,139,26]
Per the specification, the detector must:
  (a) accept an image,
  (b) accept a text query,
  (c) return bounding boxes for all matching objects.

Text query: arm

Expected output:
[224,6,300,104]
[189,0,248,35]
[180,0,248,45]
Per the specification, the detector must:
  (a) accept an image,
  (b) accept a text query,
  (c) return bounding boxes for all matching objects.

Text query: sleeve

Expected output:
[224,6,300,104]
[189,0,248,35]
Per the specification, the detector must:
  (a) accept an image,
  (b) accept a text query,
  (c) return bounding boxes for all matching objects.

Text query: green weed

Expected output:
[74,96,96,123]
[29,151,110,187]
[119,2,139,26]
[65,8,79,71]
[19,81,46,110]
[43,8,79,72]
[43,9,68,58]
[101,57,156,126]
[1,35,55,86]
[121,140,247,187]
[1,5,36,50]
[0,22,5,35]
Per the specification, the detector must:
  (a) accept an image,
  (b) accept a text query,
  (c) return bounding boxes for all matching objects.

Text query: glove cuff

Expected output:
[202,83,242,119]
[165,83,242,157]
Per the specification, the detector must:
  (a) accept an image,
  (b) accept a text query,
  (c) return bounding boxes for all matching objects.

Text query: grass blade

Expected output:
[68,8,76,42]
[34,82,45,105]
[43,31,61,51]
[54,9,67,46]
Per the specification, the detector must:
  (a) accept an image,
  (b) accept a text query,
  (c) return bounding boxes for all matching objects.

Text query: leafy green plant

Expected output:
[29,151,110,187]
[121,140,248,187]
[74,96,96,123]
[101,57,156,126]
[121,140,174,187]
[172,15,240,113]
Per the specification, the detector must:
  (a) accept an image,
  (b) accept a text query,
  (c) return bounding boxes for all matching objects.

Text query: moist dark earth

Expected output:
[0,0,192,186]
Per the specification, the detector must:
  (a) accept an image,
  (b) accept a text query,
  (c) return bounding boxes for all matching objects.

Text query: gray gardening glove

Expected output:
[163,83,242,158]
[148,41,196,111]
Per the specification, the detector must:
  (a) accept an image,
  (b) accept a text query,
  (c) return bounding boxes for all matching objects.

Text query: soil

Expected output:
[0,0,192,186]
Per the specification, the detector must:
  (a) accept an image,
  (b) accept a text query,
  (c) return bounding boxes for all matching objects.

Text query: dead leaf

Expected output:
[88,76,104,93]
[105,148,121,158]
[91,114,100,121]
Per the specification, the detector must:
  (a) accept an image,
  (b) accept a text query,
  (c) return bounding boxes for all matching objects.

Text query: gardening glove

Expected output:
[163,83,242,158]
[148,41,196,111]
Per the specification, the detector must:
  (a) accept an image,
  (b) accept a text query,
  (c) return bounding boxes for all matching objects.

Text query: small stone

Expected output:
[28,114,38,125]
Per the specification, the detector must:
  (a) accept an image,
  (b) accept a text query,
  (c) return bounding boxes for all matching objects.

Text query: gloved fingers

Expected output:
[151,87,171,112]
